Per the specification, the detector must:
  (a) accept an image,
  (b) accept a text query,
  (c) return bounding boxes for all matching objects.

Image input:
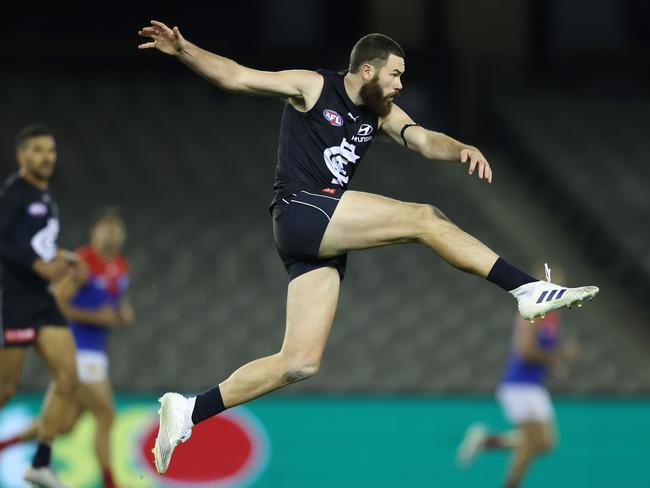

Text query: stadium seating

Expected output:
[493,93,650,298]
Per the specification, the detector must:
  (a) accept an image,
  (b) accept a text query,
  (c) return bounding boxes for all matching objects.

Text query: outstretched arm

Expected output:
[379,104,493,183]
[138,20,323,109]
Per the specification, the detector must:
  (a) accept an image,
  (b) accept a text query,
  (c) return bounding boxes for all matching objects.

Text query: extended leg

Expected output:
[319,190,598,319]
[504,421,555,488]
[153,266,341,474]
[320,191,499,277]
[0,347,26,407]
[218,266,340,407]
[77,380,118,487]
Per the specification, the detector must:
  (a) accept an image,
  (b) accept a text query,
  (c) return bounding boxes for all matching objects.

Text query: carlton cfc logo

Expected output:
[323,109,343,127]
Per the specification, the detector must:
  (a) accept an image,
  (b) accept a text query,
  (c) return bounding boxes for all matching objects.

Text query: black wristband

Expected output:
[400,123,418,148]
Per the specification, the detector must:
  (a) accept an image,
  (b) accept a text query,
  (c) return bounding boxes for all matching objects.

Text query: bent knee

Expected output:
[536,436,555,454]
[423,203,451,222]
[415,203,452,231]
[53,371,79,396]
[283,362,320,384]
[59,418,76,435]
[95,406,114,425]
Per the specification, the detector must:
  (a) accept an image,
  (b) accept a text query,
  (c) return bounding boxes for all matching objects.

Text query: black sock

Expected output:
[32,442,51,468]
[191,386,226,425]
[487,257,537,291]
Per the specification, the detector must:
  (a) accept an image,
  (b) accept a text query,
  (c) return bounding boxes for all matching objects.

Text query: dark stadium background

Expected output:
[1,1,649,487]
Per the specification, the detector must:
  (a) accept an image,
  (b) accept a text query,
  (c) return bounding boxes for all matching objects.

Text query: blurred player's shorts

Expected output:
[76,349,109,383]
[497,383,555,423]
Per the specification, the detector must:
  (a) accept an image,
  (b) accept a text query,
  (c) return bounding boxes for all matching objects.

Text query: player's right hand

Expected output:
[117,302,136,326]
[33,257,70,282]
[95,305,122,326]
[138,20,187,55]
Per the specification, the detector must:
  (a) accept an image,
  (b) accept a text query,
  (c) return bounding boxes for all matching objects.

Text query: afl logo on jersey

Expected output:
[323,109,344,127]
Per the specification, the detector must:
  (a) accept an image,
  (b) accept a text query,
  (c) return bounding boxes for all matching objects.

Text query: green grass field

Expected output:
[1,394,648,487]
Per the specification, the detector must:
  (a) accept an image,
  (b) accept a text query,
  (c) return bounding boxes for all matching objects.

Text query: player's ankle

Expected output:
[488,257,537,292]
[190,386,226,425]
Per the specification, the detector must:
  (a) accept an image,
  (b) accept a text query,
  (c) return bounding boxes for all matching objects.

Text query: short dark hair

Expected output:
[91,206,125,228]
[15,124,53,151]
[349,33,404,73]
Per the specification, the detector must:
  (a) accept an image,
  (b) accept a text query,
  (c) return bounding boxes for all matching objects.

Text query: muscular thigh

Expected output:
[280,266,340,364]
[36,326,77,379]
[319,191,428,258]
[0,348,27,386]
[519,421,554,448]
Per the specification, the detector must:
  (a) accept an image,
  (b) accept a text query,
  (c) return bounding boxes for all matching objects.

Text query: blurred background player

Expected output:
[457,265,578,488]
[0,124,80,488]
[0,208,133,488]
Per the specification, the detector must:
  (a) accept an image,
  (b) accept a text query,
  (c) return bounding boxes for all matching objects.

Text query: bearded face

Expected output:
[359,75,398,117]
[18,136,57,181]
[358,55,404,117]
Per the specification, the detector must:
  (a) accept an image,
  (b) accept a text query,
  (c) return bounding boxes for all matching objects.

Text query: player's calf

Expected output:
[533,431,554,454]
[414,203,498,276]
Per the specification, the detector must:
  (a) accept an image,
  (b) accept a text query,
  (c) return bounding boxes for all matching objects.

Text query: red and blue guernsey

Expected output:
[501,311,561,385]
[69,245,129,352]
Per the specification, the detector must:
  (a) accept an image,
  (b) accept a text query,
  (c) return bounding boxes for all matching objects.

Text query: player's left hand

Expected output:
[117,303,136,326]
[461,147,493,183]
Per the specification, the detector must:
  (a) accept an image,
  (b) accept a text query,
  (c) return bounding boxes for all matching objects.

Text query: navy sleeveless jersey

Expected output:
[272,69,379,206]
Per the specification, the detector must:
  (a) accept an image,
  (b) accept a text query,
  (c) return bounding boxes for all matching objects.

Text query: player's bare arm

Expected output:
[54,291,123,328]
[380,104,493,183]
[50,269,122,327]
[117,297,136,325]
[138,20,324,111]
[32,248,83,282]
[514,316,567,365]
[58,303,121,328]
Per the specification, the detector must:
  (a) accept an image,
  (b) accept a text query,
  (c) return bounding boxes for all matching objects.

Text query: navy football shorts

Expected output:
[1,289,67,348]
[272,188,347,281]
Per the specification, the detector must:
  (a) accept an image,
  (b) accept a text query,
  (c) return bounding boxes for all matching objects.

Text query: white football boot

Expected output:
[24,466,71,488]
[511,263,599,322]
[456,423,488,467]
[152,392,195,474]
